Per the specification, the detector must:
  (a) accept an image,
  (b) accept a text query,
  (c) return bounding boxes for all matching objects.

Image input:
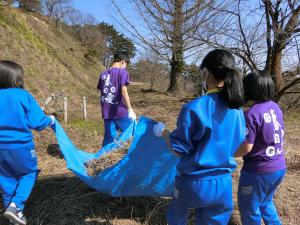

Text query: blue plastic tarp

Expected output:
[52,116,179,197]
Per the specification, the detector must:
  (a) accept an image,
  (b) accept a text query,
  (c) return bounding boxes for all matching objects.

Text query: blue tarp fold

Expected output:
[53,116,179,197]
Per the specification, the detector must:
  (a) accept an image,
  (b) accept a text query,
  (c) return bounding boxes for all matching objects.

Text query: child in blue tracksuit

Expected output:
[0,61,54,225]
[235,71,286,225]
[153,49,246,225]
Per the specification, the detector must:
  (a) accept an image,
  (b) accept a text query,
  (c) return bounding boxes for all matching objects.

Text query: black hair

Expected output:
[200,49,244,109]
[243,70,275,102]
[113,51,130,63]
[0,60,24,89]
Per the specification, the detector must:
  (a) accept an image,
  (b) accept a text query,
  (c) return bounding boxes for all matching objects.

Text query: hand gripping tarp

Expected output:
[52,116,179,197]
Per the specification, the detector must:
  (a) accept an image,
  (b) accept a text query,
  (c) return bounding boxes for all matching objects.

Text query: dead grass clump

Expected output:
[46,143,63,158]
[286,154,300,172]
[85,138,133,176]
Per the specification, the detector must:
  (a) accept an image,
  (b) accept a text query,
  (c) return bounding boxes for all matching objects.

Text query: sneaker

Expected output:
[3,203,27,225]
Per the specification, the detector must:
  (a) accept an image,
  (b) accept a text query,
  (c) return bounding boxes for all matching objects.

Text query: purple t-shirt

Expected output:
[242,101,286,173]
[97,68,130,119]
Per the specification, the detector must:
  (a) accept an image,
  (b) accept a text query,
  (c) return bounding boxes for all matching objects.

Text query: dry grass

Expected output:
[0,8,299,222]
[0,81,299,225]
[85,138,133,177]
[0,82,299,225]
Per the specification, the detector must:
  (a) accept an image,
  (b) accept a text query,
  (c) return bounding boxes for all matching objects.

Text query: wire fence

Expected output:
[42,92,88,124]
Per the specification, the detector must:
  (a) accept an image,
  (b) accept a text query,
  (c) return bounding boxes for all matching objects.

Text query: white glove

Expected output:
[128,108,136,120]
[153,122,166,137]
[49,115,55,125]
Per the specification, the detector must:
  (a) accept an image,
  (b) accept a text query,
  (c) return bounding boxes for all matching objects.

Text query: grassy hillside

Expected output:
[0,7,104,118]
[0,6,299,225]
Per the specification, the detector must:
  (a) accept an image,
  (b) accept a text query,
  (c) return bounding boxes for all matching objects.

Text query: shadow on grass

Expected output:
[0,176,240,225]
[1,176,168,225]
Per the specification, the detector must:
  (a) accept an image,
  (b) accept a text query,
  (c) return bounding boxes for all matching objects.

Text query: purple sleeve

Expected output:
[121,70,130,86]
[244,110,256,144]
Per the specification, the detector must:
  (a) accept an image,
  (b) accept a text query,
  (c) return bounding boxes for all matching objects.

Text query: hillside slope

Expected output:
[0,7,104,117]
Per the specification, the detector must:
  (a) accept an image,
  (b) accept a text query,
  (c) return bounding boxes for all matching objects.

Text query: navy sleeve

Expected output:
[25,92,52,131]
[170,105,204,155]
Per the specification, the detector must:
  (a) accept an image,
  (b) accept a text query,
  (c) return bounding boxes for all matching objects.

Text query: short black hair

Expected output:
[200,49,244,109]
[243,71,275,102]
[0,60,24,89]
[113,51,130,63]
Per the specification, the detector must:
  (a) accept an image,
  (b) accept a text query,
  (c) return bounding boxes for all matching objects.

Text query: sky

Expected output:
[72,0,145,60]
[72,0,139,33]
[72,0,113,24]
[70,1,300,68]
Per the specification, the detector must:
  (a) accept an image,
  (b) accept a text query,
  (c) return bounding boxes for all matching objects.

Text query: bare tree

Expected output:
[112,0,216,92]
[44,0,70,17]
[135,51,169,90]
[19,0,42,12]
[63,9,107,60]
[43,0,73,28]
[63,7,82,25]
[196,0,300,96]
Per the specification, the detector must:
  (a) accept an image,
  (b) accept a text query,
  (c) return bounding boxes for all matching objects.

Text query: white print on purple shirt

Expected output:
[266,146,276,157]
[270,109,281,130]
[263,113,272,123]
[264,109,284,157]
[104,74,112,86]
[101,74,116,104]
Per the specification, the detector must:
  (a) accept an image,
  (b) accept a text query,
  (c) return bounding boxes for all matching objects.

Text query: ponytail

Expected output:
[221,68,244,109]
[200,49,244,109]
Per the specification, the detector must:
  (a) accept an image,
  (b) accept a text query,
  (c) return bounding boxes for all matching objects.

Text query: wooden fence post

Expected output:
[42,93,54,110]
[83,96,87,120]
[64,97,68,124]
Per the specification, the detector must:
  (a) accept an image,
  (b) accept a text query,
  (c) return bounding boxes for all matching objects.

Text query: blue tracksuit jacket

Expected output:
[170,91,246,177]
[0,88,52,150]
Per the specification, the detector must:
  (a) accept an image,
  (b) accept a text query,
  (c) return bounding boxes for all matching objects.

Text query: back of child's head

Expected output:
[243,70,275,102]
[200,49,244,109]
[0,60,24,89]
[113,51,130,63]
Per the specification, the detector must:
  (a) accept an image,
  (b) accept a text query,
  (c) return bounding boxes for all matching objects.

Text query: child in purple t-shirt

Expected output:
[235,71,286,225]
[97,51,136,146]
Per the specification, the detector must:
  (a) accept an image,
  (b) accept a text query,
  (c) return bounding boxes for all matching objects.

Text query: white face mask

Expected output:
[200,68,209,92]
[202,80,208,92]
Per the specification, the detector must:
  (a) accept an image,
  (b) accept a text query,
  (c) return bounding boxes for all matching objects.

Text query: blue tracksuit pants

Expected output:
[0,148,38,210]
[238,169,286,225]
[167,174,233,225]
[102,117,133,146]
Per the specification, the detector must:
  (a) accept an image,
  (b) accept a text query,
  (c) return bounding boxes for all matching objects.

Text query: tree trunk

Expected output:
[168,54,182,91]
[167,0,184,92]
[271,48,284,92]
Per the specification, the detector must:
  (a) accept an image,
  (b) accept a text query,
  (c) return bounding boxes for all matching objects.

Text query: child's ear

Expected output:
[201,67,209,80]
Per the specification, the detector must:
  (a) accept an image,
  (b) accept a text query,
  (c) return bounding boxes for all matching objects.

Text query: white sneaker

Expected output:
[3,203,27,225]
